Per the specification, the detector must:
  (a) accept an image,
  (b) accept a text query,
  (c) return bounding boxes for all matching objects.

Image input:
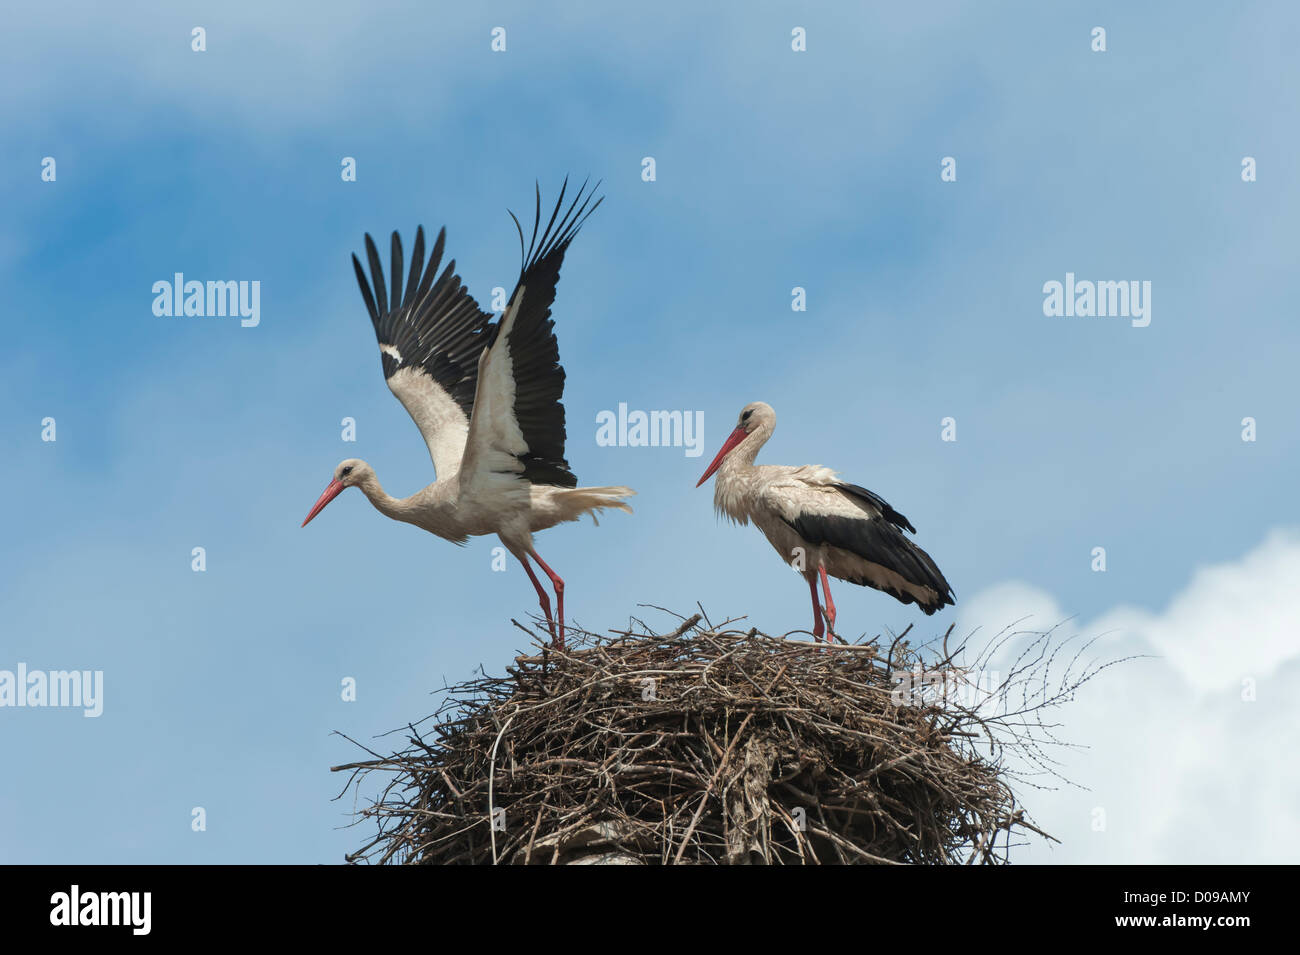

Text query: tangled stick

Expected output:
[331,610,1119,864]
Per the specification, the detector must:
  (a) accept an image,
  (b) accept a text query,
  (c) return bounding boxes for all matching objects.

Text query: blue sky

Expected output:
[2,2,1296,863]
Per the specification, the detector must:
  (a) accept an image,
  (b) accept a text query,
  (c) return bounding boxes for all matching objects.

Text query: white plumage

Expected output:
[302,181,633,647]
[698,401,954,642]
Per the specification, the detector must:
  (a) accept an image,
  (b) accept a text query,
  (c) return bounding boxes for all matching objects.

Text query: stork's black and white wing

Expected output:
[460,179,602,493]
[766,472,955,614]
[352,226,495,479]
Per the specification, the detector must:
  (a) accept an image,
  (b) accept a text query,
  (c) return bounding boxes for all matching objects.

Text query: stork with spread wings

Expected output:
[302,180,633,648]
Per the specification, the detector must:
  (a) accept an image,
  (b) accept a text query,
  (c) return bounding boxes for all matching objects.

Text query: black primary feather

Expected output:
[351,224,495,423]
[783,508,955,614]
[493,177,604,488]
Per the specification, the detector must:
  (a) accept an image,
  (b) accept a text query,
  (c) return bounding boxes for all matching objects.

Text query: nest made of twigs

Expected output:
[333,608,1104,864]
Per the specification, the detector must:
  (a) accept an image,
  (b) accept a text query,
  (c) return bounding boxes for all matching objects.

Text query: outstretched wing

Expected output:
[352,226,495,479]
[459,178,602,493]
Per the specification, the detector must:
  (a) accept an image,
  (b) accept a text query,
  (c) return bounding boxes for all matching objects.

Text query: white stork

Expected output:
[696,402,954,642]
[302,180,633,648]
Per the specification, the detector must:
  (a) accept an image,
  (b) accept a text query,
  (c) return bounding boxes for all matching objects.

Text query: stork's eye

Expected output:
[741,410,752,422]
[341,466,354,477]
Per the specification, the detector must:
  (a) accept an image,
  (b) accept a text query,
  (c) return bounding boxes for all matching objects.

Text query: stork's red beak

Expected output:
[696,426,749,487]
[301,478,345,527]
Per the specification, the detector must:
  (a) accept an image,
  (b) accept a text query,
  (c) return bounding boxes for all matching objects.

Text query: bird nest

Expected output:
[332,609,1108,864]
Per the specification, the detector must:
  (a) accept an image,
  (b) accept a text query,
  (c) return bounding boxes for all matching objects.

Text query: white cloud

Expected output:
[1093,529,1300,694]
[955,529,1300,863]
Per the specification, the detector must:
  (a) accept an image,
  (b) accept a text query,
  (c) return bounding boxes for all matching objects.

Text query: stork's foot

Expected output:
[817,566,838,649]
[536,604,561,650]
[807,573,825,644]
[540,609,559,647]
[518,553,560,646]
[552,582,565,650]
[528,548,566,651]
[536,594,559,645]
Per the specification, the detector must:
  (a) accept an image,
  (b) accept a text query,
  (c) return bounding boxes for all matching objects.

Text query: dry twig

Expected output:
[331,612,1112,864]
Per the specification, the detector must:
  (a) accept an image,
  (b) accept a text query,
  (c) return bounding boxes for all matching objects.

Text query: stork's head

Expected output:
[301,459,371,527]
[696,401,774,487]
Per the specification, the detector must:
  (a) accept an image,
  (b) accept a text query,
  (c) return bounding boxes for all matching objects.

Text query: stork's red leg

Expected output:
[807,574,825,641]
[529,549,565,649]
[518,554,557,643]
[818,565,837,644]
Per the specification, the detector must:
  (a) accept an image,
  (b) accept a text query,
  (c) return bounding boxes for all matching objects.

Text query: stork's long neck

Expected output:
[714,422,770,521]
[356,471,460,536]
[722,422,770,473]
[356,472,411,523]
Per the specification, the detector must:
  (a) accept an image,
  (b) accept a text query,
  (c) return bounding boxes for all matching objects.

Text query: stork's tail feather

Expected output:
[562,485,635,525]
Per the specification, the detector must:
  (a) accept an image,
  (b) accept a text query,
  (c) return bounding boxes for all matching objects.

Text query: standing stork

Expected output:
[302,180,633,648]
[696,402,953,642]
